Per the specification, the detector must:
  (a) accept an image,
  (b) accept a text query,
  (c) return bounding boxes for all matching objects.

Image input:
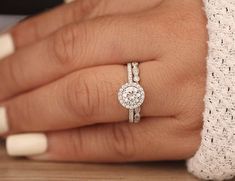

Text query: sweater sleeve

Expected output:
[186,0,235,180]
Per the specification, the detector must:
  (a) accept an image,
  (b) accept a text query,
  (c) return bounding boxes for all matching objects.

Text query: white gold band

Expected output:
[131,63,141,123]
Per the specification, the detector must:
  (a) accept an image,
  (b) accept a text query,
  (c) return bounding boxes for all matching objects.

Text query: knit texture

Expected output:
[186,0,235,180]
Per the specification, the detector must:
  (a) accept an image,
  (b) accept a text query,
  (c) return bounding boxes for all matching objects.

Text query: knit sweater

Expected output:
[187,0,235,180]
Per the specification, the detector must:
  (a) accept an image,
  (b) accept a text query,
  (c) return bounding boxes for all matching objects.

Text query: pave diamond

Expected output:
[118,83,145,109]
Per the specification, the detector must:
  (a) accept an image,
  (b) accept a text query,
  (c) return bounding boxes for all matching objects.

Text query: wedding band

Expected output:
[118,62,145,123]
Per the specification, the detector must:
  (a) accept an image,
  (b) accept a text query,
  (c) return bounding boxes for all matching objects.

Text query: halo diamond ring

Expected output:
[118,62,145,123]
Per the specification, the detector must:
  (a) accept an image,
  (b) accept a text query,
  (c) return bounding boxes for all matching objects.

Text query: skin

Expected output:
[0,0,208,162]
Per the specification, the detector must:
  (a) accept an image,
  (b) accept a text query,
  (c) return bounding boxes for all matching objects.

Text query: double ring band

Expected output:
[118,62,145,123]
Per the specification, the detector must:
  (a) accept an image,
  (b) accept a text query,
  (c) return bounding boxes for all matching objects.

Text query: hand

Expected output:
[0,0,207,161]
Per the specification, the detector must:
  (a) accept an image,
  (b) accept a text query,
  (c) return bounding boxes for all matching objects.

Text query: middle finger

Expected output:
[0,12,165,101]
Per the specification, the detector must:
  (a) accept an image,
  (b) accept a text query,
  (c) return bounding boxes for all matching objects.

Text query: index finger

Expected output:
[0,0,76,60]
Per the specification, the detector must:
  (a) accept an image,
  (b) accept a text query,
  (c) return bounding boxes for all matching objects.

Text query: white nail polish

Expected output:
[64,0,75,4]
[0,33,15,60]
[0,107,9,134]
[6,133,48,157]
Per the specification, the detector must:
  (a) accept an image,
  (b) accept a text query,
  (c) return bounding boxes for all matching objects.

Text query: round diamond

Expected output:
[118,83,145,109]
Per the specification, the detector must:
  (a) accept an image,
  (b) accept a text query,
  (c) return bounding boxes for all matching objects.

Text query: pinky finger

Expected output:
[6,118,200,162]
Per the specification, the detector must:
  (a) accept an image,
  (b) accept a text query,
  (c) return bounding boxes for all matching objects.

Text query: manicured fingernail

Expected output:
[0,107,9,134]
[6,133,48,157]
[0,33,15,60]
[64,0,75,4]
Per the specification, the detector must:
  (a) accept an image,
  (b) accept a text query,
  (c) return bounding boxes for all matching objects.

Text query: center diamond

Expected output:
[118,83,145,109]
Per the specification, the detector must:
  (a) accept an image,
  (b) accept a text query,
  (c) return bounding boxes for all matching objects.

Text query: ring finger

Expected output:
[0,61,182,135]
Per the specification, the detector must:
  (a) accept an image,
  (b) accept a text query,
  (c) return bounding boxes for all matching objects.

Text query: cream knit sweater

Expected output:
[187,0,235,180]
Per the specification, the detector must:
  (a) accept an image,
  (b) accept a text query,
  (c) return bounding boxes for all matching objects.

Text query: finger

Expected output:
[0,12,165,101]
[8,0,162,49]
[0,0,88,61]
[0,0,161,61]
[9,0,98,48]
[6,118,201,161]
[1,61,184,134]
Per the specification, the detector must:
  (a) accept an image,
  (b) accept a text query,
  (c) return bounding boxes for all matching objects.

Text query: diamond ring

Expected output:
[118,62,145,123]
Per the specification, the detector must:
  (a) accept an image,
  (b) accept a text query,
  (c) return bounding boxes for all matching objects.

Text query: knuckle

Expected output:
[78,0,100,17]
[65,71,114,120]
[109,124,137,160]
[50,22,94,69]
[69,0,100,21]
[8,96,32,132]
[7,60,24,89]
[65,72,99,120]
[68,130,86,156]
[50,24,78,67]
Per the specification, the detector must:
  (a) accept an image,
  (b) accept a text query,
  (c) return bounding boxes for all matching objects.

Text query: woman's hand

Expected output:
[0,0,207,161]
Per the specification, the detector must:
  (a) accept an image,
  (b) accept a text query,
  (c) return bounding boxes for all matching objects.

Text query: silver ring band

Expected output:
[132,63,141,123]
[118,62,145,123]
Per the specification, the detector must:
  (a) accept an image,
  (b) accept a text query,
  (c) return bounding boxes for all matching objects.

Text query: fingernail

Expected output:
[0,107,9,134]
[6,133,48,157]
[0,33,15,60]
[64,0,75,4]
